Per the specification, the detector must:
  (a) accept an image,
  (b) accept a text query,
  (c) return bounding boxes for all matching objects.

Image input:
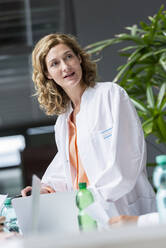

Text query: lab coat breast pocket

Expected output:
[91,127,113,162]
[100,127,113,140]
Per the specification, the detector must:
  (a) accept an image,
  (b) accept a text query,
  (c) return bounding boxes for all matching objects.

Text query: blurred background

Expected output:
[0,0,165,196]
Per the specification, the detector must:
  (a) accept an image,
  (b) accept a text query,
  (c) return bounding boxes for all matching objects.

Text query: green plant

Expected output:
[86,5,166,144]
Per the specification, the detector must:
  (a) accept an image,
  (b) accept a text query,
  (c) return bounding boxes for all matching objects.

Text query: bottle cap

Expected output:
[4,198,11,206]
[156,155,166,165]
[79,182,87,189]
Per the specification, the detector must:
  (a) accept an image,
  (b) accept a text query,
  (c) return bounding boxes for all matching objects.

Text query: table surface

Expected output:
[1,223,166,248]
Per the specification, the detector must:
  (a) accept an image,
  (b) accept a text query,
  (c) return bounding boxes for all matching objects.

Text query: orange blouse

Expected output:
[68,113,89,189]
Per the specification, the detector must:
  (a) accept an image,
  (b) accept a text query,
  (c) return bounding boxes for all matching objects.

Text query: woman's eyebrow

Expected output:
[48,58,57,63]
[63,50,73,55]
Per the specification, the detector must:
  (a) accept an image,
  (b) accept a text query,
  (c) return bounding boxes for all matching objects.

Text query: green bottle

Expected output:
[76,182,97,232]
[153,155,166,223]
[1,198,19,232]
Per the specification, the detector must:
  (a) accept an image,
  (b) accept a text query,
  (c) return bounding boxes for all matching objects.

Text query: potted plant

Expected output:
[86,5,166,145]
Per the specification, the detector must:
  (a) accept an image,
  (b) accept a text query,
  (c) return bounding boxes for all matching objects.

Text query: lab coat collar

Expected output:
[64,85,96,121]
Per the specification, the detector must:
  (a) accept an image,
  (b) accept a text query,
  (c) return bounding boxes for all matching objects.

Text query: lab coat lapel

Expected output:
[60,104,74,191]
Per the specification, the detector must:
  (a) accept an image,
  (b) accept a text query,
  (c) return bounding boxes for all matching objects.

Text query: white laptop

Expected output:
[12,175,79,236]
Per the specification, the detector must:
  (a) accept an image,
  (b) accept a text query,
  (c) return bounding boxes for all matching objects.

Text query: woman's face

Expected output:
[45,43,83,91]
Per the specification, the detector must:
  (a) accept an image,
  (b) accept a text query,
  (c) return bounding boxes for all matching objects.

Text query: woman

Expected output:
[22,33,156,218]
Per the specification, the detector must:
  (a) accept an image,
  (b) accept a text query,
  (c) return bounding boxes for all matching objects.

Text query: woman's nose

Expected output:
[61,60,69,71]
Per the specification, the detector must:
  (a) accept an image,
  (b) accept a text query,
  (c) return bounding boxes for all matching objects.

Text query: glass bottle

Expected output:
[76,182,97,232]
[153,155,166,223]
[1,197,19,232]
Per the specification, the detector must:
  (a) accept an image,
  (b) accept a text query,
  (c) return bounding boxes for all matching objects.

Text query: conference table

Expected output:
[0,222,166,248]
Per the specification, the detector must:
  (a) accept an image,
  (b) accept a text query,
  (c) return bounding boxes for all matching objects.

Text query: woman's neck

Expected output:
[66,83,87,109]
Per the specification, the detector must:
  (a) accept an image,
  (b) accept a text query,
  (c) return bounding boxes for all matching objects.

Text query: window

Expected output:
[0,0,76,132]
[0,135,25,167]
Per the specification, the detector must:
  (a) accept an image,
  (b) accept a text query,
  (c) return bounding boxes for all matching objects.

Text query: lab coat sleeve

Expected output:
[137,212,159,227]
[91,84,146,202]
[41,152,68,192]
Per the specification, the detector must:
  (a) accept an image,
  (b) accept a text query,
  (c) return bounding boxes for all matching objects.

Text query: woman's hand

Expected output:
[0,216,5,232]
[109,215,139,226]
[21,186,32,197]
[21,185,55,196]
[40,184,56,194]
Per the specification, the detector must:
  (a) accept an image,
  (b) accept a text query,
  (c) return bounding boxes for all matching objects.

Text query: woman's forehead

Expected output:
[46,43,73,62]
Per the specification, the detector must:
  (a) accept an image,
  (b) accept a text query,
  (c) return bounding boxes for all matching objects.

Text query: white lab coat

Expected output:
[42,82,156,217]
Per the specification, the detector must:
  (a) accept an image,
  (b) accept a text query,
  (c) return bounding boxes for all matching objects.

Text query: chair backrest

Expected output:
[20,144,57,187]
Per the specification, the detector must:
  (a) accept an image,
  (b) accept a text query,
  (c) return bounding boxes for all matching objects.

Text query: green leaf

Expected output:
[157,115,166,140]
[120,45,139,52]
[149,5,165,39]
[140,51,155,61]
[128,47,144,61]
[117,64,125,71]
[156,82,166,109]
[154,35,166,43]
[119,52,131,57]
[132,65,148,74]
[125,26,145,34]
[161,100,166,111]
[140,21,149,31]
[130,98,149,113]
[85,38,121,54]
[115,34,144,44]
[148,16,155,22]
[113,52,141,82]
[146,85,155,109]
[131,25,138,36]
[159,53,166,71]
[137,110,147,118]
[85,39,113,49]
[154,48,166,55]
[142,117,154,135]
[86,44,108,54]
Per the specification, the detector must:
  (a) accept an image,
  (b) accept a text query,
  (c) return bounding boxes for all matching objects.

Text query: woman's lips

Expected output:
[64,72,75,78]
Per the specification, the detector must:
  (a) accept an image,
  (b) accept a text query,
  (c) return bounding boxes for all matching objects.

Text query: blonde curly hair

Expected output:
[32,33,97,115]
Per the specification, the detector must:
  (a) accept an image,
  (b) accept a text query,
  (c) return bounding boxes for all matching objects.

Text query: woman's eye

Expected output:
[52,61,58,66]
[66,54,73,59]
